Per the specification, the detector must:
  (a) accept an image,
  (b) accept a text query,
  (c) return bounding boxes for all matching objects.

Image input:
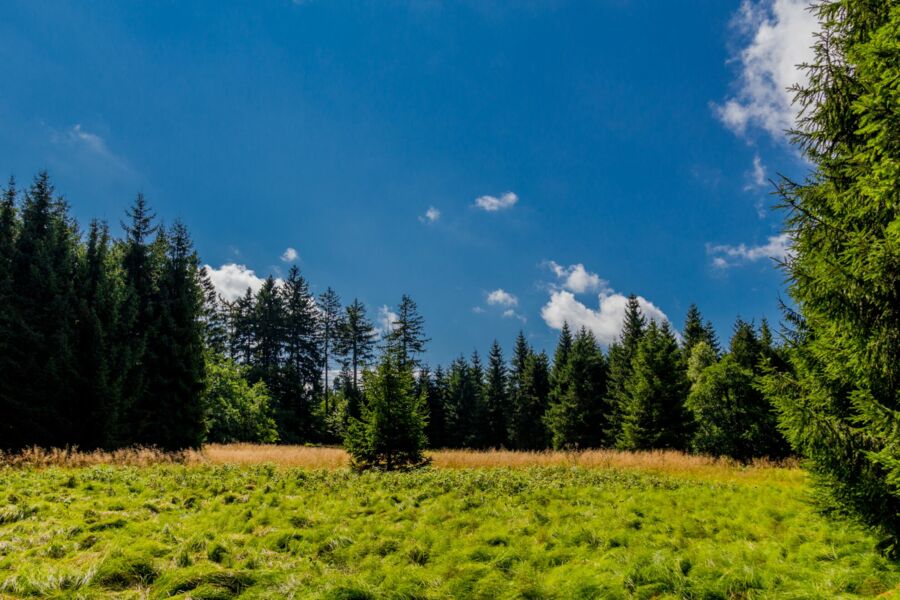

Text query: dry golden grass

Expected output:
[198,443,349,468]
[0,444,802,483]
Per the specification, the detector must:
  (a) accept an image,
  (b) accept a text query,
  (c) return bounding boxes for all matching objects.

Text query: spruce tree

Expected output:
[511,351,551,450]
[618,321,691,450]
[545,327,608,449]
[385,294,429,369]
[251,276,286,434]
[604,294,646,441]
[446,356,478,447]
[762,2,900,547]
[282,266,321,440]
[5,173,79,449]
[483,340,510,448]
[140,221,206,450]
[73,220,122,449]
[345,354,426,470]
[425,364,449,448]
[118,193,160,447]
[336,299,377,394]
[0,178,19,448]
[318,287,342,414]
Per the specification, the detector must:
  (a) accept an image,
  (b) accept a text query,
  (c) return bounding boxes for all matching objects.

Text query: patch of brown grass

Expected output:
[0,444,802,483]
[0,446,189,468]
[198,443,349,468]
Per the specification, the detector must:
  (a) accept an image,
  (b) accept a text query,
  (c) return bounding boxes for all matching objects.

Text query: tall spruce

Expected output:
[425,364,449,448]
[282,266,321,439]
[5,173,79,449]
[317,287,342,414]
[618,321,691,450]
[73,221,122,448]
[545,327,608,448]
[385,294,429,369]
[118,193,160,447]
[336,299,377,393]
[762,1,900,547]
[512,351,551,450]
[139,222,206,449]
[483,340,510,448]
[604,294,646,441]
[446,356,478,447]
[0,178,19,448]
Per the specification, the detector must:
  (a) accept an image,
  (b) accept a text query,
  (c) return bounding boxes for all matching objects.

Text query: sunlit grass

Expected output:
[0,453,895,598]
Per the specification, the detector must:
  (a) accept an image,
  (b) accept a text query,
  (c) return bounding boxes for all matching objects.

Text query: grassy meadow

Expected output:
[0,447,897,599]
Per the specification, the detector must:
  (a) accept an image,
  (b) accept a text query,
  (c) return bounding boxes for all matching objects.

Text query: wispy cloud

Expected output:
[281,247,299,263]
[714,0,818,141]
[502,308,527,324]
[49,123,134,176]
[419,206,441,223]
[474,191,518,212]
[707,233,792,268]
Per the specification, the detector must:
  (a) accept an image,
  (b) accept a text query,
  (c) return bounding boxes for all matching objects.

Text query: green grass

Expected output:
[0,464,896,598]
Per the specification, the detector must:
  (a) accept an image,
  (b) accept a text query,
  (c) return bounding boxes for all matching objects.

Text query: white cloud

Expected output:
[545,261,607,293]
[281,247,299,262]
[541,290,669,347]
[205,263,268,301]
[707,233,793,268]
[750,154,767,187]
[503,309,527,324]
[419,206,441,223]
[377,305,399,334]
[474,191,518,212]
[715,0,818,140]
[472,306,486,314]
[486,289,518,307]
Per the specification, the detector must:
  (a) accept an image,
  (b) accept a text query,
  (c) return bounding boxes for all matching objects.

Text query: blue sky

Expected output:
[0,0,816,365]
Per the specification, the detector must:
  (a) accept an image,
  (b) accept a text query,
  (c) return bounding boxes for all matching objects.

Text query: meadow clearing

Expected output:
[0,446,897,599]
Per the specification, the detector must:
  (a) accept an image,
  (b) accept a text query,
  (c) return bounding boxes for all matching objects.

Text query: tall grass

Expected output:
[1,444,802,485]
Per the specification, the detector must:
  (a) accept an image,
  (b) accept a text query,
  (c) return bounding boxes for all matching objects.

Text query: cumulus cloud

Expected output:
[545,261,607,293]
[486,289,518,307]
[474,191,518,212]
[707,233,793,268]
[281,247,299,262]
[541,290,669,347]
[419,206,441,223]
[750,154,767,188]
[204,263,269,301]
[715,0,818,140]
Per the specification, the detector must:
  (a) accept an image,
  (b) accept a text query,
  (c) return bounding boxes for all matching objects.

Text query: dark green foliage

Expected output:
[318,287,343,414]
[681,304,719,359]
[0,178,20,448]
[687,355,786,461]
[73,221,123,449]
[618,322,691,451]
[445,355,482,448]
[423,365,449,448]
[203,354,278,443]
[4,173,80,449]
[605,295,646,442]
[138,222,207,450]
[545,328,609,449]
[483,340,510,448]
[281,267,321,440]
[509,351,551,450]
[762,3,900,548]
[345,354,427,470]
